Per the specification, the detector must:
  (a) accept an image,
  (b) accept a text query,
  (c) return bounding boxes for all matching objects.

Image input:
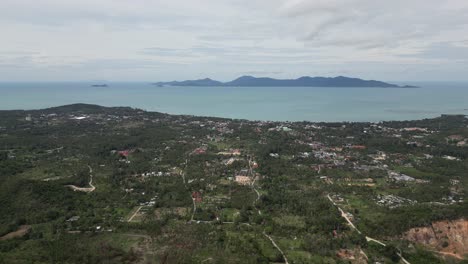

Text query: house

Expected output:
[66,216,80,222]
[423,154,433,159]
[118,150,131,157]
[217,149,241,156]
[407,141,423,147]
[250,161,259,169]
[224,157,237,165]
[370,151,386,161]
[402,127,428,132]
[443,155,460,161]
[388,171,415,182]
[193,148,206,155]
[350,145,366,150]
[235,176,252,185]
[192,192,202,203]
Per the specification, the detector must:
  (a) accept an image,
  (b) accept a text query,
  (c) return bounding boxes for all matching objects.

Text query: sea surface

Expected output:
[0,82,467,122]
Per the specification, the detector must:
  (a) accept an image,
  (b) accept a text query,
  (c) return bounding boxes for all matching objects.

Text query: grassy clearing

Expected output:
[393,166,438,178]
[273,215,306,229]
[220,208,239,222]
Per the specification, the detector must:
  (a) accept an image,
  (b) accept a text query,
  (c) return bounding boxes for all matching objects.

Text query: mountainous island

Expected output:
[153,76,418,88]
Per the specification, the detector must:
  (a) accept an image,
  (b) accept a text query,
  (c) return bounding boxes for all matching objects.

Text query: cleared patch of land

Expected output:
[0,225,31,241]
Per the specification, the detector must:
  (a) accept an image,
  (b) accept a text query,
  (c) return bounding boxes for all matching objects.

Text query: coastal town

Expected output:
[0,104,467,263]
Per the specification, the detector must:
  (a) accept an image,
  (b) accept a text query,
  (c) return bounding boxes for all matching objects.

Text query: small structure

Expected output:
[447,135,464,141]
[388,171,415,182]
[235,175,252,185]
[350,145,366,150]
[217,149,241,156]
[66,216,80,222]
[118,150,130,158]
[193,148,206,155]
[192,191,202,203]
[443,155,460,161]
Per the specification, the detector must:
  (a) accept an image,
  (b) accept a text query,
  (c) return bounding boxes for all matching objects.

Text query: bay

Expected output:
[0,81,467,122]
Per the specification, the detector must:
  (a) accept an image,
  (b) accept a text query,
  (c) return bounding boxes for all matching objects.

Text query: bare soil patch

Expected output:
[0,225,31,241]
[404,219,468,259]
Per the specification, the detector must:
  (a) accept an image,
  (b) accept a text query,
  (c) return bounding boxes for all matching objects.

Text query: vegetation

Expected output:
[0,104,467,263]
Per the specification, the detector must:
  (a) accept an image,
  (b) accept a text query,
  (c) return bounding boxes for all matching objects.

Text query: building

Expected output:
[192,192,202,203]
[235,176,252,185]
[118,150,130,157]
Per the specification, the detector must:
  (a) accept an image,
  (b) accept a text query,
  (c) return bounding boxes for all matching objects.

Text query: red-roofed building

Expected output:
[350,145,366,150]
[193,148,207,155]
[192,192,202,203]
[118,150,130,157]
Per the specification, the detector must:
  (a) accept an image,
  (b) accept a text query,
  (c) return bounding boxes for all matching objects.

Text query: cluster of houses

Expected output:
[140,195,158,207]
[375,194,417,208]
[217,149,241,156]
[234,175,253,186]
[138,171,172,178]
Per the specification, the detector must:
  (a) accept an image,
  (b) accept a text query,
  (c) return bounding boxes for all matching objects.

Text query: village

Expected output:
[0,104,467,263]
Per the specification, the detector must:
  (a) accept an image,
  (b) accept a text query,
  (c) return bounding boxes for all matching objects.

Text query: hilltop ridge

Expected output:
[153,75,418,88]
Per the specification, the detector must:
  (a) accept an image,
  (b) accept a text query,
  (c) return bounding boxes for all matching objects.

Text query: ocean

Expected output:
[0,82,467,122]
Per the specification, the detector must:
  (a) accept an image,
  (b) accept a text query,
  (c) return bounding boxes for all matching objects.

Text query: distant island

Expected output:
[153,76,418,88]
[91,84,108,87]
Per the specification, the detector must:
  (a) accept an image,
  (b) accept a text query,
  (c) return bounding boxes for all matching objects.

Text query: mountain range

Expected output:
[152,76,418,88]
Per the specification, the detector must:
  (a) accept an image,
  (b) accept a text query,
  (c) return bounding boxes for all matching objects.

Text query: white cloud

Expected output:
[0,0,467,81]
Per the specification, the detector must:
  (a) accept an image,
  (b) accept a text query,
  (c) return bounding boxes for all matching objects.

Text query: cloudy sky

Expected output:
[1,0,468,82]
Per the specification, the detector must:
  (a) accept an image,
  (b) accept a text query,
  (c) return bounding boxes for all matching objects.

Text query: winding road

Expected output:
[327,194,411,264]
[66,165,96,192]
[263,232,290,264]
[180,153,288,263]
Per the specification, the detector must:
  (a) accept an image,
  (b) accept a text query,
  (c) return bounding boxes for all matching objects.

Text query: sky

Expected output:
[0,0,468,82]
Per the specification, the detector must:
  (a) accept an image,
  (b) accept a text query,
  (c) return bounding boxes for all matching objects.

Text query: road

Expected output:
[182,153,288,263]
[180,157,198,222]
[327,194,411,264]
[263,232,289,264]
[252,184,262,215]
[66,165,95,192]
[249,157,287,263]
[128,206,143,222]
[190,197,197,222]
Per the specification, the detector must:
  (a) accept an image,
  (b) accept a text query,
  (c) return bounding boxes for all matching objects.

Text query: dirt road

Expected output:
[0,225,31,241]
[128,206,143,222]
[263,232,289,264]
[327,194,411,264]
[66,165,95,192]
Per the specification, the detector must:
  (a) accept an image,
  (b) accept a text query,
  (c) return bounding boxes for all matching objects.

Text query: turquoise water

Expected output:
[0,82,467,122]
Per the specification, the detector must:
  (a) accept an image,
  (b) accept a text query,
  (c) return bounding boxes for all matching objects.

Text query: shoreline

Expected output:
[1,103,467,124]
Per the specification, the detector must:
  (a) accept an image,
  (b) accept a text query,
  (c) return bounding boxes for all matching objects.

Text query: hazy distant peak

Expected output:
[153,76,418,88]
